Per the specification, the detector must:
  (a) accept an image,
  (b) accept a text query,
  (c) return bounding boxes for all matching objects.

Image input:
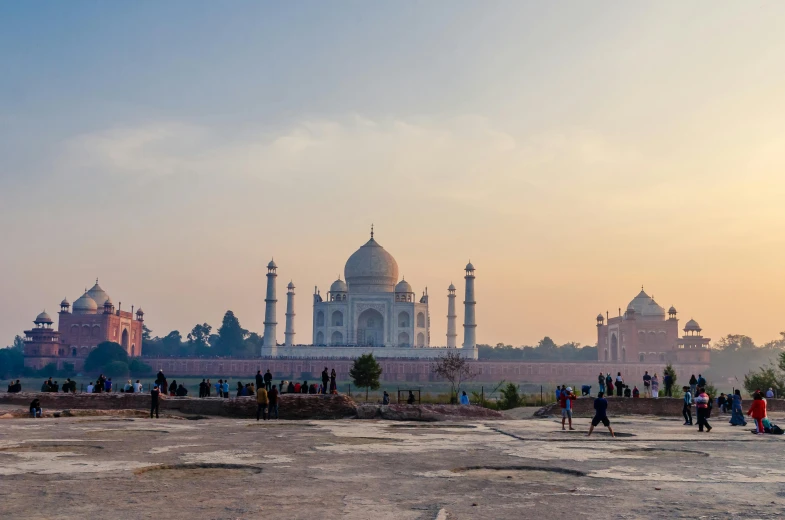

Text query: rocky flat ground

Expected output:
[1,410,784,519]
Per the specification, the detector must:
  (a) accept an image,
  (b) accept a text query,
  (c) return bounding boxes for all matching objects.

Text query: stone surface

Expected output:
[356,403,504,421]
[534,396,785,417]
[1,412,784,518]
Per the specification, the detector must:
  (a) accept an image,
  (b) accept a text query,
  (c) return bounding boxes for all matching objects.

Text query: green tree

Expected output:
[215,311,248,356]
[161,331,183,353]
[431,351,477,403]
[664,363,678,388]
[498,382,523,410]
[103,361,130,378]
[0,336,25,378]
[188,323,212,356]
[85,342,128,372]
[12,335,25,350]
[349,353,382,401]
[142,324,153,341]
[743,366,785,396]
[129,358,152,375]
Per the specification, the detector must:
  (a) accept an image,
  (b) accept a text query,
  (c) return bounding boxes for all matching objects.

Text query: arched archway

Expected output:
[398,311,409,328]
[416,332,425,347]
[331,311,343,326]
[416,312,425,328]
[398,332,410,347]
[621,347,626,362]
[316,331,324,345]
[604,349,608,361]
[610,333,618,361]
[357,308,384,346]
[639,353,645,362]
[131,344,136,356]
[331,331,343,345]
[121,329,129,351]
[316,311,325,327]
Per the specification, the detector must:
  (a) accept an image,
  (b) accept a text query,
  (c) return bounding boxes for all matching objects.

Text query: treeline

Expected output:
[706,332,785,382]
[478,337,597,361]
[142,310,261,358]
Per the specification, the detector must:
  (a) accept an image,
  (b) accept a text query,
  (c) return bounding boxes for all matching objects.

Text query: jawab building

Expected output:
[260,229,478,359]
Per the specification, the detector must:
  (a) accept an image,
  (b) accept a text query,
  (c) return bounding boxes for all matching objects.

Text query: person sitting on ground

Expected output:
[587,391,614,438]
[718,393,728,413]
[382,391,390,405]
[249,383,255,396]
[309,384,318,394]
[632,386,640,398]
[41,380,50,392]
[407,391,416,405]
[301,381,309,394]
[237,382,244,397]
[11,380,22,393]
[105,378,112,393]
[279,380,285,393]
[460,391,470,405]
[87,382,94,393]
[51,381,59,392]
[317,384,323,394]
[169,380,177,396]
[766,387,775,399]
[124,380,133,392]
[623,386,632,398]
[29,398,43,418]
[748,391,767,434]
[176,384,188,397]
[134,380,143,393]
[293,382,301,393]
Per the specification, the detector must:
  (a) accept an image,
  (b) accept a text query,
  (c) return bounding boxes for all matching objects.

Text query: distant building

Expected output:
[595,288,710,365]
[24,280,145,370]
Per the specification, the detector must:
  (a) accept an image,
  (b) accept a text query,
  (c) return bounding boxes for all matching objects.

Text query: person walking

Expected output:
[256,385,269,421]
[643,371,652,397]
[587,391,614,438]
[689,374,698,396]
[651,373,659,398]
[747,392,767,434]
[694,387,712,432]
[268,385,279,419]
[615,372,624,397]
[150,384,161,419]
[729,389,747,426]
[559,387,576,431]
[682,386,693,425]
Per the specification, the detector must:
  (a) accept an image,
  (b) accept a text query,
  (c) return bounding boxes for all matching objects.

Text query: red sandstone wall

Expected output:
[140,357,709,386]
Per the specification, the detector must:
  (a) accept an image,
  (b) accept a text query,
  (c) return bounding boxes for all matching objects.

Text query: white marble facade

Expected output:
[312,232,430,348]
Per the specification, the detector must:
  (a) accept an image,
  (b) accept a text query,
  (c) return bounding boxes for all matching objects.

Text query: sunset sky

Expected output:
[2,2,784,349]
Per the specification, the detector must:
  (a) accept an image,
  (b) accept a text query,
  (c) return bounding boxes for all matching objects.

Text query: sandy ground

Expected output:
[1,410,784,519]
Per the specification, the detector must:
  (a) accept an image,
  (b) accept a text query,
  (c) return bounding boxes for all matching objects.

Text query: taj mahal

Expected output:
[259,228,478,359]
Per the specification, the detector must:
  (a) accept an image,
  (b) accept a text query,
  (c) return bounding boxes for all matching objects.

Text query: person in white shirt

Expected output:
[134,380,143,393]
[86,382,94,393]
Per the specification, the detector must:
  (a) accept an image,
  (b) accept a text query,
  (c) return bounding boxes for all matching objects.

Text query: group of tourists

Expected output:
[595,371,708,399]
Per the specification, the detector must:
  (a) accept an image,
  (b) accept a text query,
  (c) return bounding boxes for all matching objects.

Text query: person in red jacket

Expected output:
[559,387,576,431]
[747,391,767,434]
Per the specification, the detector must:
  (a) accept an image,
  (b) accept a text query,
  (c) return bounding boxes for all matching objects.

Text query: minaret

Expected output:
[446,283,457,348]
[462,262,476,349]
[285,281,296,347]
[262,259,278,352]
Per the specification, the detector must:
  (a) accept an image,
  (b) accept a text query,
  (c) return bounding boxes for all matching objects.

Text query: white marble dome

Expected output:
[395,279,413,293]
[73,292,98,314]
[330,278,347,293]
[34,311,53,324]
[86,281,110,308]
[344,237,399,293]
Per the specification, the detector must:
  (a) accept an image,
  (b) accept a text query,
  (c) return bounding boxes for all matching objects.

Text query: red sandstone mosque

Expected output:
[595,287,710,366]
[23,280,145,370]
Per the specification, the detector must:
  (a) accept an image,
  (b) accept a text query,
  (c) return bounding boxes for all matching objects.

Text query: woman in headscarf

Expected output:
[729,389,747,426]
[651,373,659,398]
[330,369,337,394]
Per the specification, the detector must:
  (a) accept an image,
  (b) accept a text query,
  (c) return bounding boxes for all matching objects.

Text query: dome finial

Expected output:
[96,277,99,284]
[370,223,374,239]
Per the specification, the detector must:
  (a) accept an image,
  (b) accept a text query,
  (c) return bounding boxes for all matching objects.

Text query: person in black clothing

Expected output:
[330,369,337,394]
[169,380,177,396]
[587,392,614,437]
[255,370,264,390]
[407,391,416,405]
[176,384,188,397]
[150,385,161,418]
[321,368,329,395]
[301,381,309,394]
[264,369,273,391]
[30,399,43,418]
[198,379,206,398]
[268,385,279,419]
[287,381,295,393]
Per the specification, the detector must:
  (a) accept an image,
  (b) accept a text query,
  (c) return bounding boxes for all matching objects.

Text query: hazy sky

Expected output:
[2,2,785,349]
